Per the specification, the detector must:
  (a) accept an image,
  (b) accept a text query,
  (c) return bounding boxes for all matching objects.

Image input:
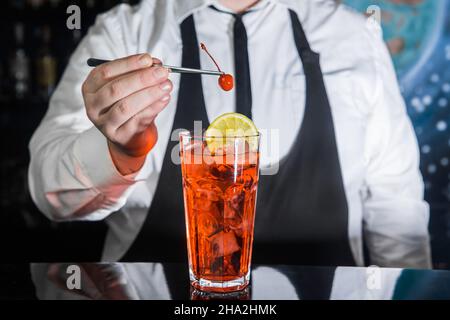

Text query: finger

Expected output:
[101,79,172,129]
[94,66,170,112]
[83,53,154,93]
[115,96,171,139]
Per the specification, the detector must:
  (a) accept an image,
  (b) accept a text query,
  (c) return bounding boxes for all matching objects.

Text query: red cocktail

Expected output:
[180,130,260,292]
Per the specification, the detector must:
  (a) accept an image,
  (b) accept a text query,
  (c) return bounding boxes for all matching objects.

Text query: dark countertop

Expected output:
[1,263,450,300]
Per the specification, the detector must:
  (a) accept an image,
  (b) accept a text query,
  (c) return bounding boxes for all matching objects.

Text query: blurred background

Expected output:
[0,0,449,266]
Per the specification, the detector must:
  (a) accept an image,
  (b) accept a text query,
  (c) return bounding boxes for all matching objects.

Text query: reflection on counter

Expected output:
[29,263,450,300]
[191,287,251,301]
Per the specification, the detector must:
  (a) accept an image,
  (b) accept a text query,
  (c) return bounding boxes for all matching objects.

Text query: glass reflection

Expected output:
[191,287,250,300]
[31,263,171,300]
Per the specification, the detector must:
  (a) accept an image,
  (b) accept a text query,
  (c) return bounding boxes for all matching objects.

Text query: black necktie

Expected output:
[210,6,253,119]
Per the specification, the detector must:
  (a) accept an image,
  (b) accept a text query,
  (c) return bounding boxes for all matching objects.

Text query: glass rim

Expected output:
[179,129,261,139]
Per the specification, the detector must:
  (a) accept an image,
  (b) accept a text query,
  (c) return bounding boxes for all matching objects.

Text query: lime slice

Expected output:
[205,113,259,153]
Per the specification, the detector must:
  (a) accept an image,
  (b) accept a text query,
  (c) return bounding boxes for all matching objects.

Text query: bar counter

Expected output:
[1,263,450,300]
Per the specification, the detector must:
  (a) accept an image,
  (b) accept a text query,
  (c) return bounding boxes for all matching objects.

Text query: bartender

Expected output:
[28,0,431,268]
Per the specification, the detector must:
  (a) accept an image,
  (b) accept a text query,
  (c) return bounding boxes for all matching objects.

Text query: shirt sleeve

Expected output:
[362,22,432,269]
[28,6,149,221]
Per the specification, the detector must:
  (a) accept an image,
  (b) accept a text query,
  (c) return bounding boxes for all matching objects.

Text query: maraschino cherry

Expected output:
[218,74,234,91]
[200,43,234,91]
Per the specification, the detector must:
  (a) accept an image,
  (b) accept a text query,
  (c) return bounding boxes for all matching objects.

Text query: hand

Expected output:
[46,263,139,300]
[81,53,173,175]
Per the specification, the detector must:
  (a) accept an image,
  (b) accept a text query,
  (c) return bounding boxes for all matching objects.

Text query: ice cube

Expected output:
[193,180,223,221]
[209,164,235,180]
[194,180,222,202]
[197,210,220,237]
[229,218,249,238]
[225,185,245,213]
[202,145,216,166]
[209,231,240,258]
[223,185,244,232]
[211,256,224,274]
[237,173,255,190]
[225,254,238,275]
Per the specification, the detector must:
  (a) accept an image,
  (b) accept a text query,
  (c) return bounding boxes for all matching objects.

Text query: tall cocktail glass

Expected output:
[179,131,260,292]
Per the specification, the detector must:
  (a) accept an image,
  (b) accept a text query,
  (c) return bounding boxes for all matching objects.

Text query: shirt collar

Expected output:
[174,0,309,23]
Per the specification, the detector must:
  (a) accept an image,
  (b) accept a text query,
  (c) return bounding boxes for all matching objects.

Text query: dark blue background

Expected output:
[344,0,450,268]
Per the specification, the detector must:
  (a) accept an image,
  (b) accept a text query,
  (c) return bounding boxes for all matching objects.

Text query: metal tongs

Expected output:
[87,58,223,76]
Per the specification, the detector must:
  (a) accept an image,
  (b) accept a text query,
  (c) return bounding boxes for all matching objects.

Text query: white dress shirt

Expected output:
[28,0,431,267]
